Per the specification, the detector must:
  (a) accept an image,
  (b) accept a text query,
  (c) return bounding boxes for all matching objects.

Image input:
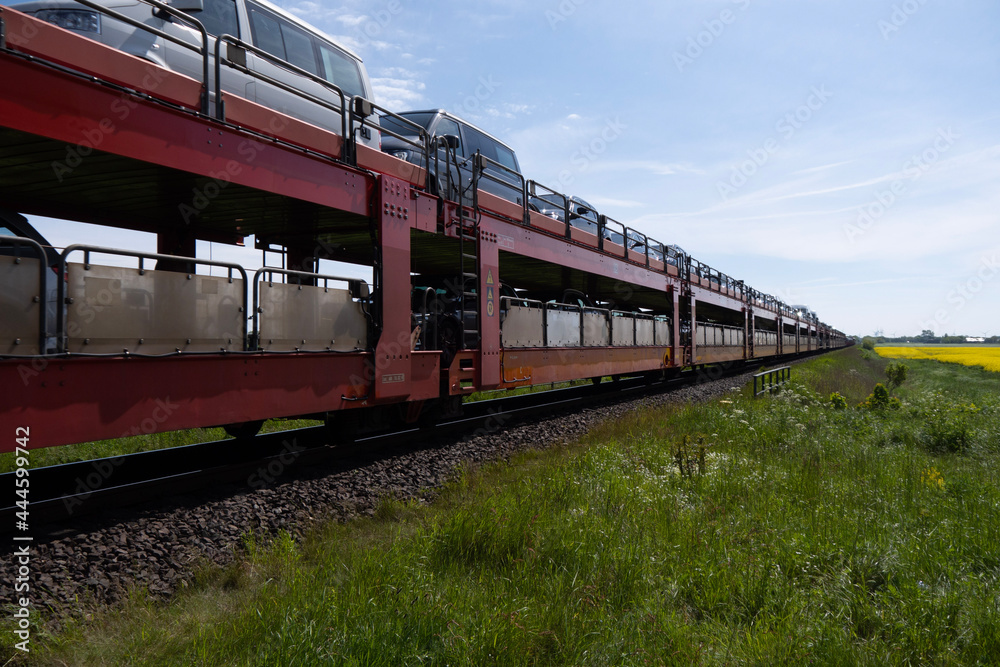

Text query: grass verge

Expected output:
[17,347,1000,665]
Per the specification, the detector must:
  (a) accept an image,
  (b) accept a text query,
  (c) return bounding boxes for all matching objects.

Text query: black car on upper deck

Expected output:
[379,109,524,207]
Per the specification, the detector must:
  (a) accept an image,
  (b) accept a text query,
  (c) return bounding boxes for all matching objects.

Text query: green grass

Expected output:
[18,347,1000,665]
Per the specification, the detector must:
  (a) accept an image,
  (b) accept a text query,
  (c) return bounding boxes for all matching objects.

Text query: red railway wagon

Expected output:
[0,6,849,450]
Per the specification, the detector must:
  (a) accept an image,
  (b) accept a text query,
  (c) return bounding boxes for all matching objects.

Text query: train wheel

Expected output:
[324,410,361,446]
[223,420,264,439]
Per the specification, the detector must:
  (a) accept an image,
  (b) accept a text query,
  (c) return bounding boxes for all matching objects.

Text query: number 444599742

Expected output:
[15,426,29,525]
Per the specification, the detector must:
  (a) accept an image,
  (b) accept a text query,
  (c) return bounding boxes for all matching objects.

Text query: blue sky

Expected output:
[31,0,1000,336]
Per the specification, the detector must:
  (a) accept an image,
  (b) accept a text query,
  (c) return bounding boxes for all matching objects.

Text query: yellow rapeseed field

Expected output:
[876,346,1000,373]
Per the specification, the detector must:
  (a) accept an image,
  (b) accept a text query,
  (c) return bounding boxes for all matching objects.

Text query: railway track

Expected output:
[0,359,786,537]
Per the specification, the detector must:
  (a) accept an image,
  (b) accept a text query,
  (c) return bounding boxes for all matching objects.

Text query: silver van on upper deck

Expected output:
[8,0,379,147]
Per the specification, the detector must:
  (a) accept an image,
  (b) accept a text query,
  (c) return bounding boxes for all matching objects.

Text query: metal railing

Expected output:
[251,266,370,351]
[351,98,430,175]
[600,215,627,253]
[56,245,248,354]
[214,34,347,143]
[0,235,50,354]
[65,0,211,112]
[525,181,577,238]
[753,366,791,396]
[472,151,526,219]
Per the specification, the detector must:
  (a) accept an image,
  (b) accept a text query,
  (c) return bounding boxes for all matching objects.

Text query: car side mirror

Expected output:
[439,134,460,149]
[352,97,375,119]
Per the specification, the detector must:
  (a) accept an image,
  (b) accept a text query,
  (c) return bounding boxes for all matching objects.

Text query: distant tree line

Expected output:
[858,330,1000,350]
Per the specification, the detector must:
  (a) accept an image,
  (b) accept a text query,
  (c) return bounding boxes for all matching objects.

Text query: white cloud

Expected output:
[589,160,705,177]
[334,13,368,27]
[587,197,643,209]
[371,78,425,110]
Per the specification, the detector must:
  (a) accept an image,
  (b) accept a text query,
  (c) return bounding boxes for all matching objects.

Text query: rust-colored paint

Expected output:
[0,351,440,451]
[374,176,414,400]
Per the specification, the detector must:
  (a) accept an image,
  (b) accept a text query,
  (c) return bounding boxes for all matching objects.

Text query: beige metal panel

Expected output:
[257,282,367,352]
[582,310,609,346]
[703,347,746,363]
[636,318,654,346]
[701,325,724,346]
[612,314,634,346]
[65,263,245,354]
[547,309,582,347]
[0,255,43,355]
[501,305,544,348]
[654,318,671,346]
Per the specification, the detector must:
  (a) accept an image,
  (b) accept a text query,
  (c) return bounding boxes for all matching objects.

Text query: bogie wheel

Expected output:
[324,411,361,446]
[223,420,265,439]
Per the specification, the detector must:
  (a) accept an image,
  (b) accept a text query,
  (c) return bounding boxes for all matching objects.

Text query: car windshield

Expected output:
[536,193,566,208]
[380,112,437,138]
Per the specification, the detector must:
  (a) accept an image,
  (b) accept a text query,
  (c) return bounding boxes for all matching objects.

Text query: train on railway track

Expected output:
[0,1,850,450]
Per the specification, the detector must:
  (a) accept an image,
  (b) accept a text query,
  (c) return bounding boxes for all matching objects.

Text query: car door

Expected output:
[243,1,373,145]
[461,126,522,205]
[158,0,255,107]
[429,114,465,201]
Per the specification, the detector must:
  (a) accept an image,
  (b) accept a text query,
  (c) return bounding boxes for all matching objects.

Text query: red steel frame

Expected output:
[0,10,845,450]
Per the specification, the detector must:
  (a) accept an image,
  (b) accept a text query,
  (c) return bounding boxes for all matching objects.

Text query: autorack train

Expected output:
[0,0,850,450]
